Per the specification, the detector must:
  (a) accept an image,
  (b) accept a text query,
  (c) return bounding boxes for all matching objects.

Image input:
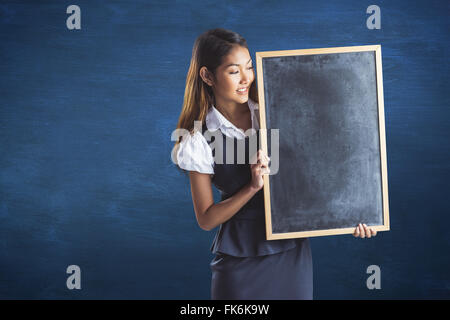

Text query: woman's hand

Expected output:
[249,149,270,191]
[353,223,377,238]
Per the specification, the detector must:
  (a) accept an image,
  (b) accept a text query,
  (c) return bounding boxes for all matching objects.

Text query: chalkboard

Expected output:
[255,45,390,239]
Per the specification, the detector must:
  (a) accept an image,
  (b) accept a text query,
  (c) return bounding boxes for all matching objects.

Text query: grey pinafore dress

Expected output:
[202,123,313,300]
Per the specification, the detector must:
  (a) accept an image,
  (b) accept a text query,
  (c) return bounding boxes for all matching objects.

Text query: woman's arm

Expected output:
[189,172,258,231]
[189,150,270,231]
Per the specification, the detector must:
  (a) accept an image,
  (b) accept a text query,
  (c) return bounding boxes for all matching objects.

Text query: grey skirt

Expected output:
[210,238,313,300]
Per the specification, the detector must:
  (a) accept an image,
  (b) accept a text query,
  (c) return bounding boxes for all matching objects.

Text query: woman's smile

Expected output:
[236,87,249,95]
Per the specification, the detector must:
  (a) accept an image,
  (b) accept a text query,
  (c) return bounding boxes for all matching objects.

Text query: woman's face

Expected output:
[210,45,255,107]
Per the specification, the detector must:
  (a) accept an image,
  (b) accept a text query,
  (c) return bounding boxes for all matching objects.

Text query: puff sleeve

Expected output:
[176,131,214,174]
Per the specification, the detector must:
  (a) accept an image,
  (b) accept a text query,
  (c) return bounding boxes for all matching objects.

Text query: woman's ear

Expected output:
[199,66,214,87]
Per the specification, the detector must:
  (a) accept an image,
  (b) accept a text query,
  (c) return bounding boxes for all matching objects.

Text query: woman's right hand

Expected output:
[249,149,270,191]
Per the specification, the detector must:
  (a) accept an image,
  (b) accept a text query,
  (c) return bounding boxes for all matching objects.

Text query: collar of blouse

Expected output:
[206,98,260,139]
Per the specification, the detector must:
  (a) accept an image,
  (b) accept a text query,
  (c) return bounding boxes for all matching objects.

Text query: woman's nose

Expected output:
[240,71,250,83]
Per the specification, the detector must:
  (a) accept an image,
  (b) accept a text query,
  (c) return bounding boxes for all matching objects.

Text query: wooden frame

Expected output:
[255,45,390,239]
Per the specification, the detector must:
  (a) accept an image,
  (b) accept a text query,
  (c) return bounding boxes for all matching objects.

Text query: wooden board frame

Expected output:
[255,45,390,239]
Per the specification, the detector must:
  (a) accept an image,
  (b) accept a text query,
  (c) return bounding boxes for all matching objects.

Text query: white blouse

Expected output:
[177,98,260,174]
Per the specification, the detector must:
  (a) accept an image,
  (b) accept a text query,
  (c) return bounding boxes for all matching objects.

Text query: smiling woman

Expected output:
[171,28,377,300]
[199,45,255,133]
[171,28,313,300]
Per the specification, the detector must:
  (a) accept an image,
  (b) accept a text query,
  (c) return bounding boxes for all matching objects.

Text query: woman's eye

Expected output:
[229,67,253,74]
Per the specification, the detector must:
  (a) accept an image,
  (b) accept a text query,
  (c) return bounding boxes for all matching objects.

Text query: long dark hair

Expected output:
[172,28,258,169]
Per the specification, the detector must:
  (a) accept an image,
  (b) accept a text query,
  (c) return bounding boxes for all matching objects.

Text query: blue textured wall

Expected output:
[0,0,448,299]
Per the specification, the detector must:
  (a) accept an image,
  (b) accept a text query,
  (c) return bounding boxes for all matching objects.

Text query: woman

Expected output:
[172,28,376,300]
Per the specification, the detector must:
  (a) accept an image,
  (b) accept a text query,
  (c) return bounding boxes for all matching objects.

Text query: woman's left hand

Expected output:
[353,223,377,238]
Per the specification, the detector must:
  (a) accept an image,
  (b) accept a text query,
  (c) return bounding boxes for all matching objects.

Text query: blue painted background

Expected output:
[0,0,448,299]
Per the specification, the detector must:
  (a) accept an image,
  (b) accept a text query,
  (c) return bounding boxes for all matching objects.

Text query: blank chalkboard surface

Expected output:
[255,45,390,239]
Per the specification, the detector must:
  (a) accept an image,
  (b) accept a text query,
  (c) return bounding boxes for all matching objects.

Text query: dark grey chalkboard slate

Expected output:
[256,46,390,239]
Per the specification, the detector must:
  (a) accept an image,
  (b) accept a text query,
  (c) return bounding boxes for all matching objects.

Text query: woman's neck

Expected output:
[214,100,248,124]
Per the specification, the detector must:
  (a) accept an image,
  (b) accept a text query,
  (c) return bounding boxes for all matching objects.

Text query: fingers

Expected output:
[354,223,377,238]
[259,151,270,175]
[358,223,366,238]
[251,149,270,172]
[249,151,270,191]
[353,225,360,237]
[363,224,372,238]
[262,152,270,165]
[261,165,270,175]
[251,155,270,178]
[254,149,265,163]
[253,162,270,175]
